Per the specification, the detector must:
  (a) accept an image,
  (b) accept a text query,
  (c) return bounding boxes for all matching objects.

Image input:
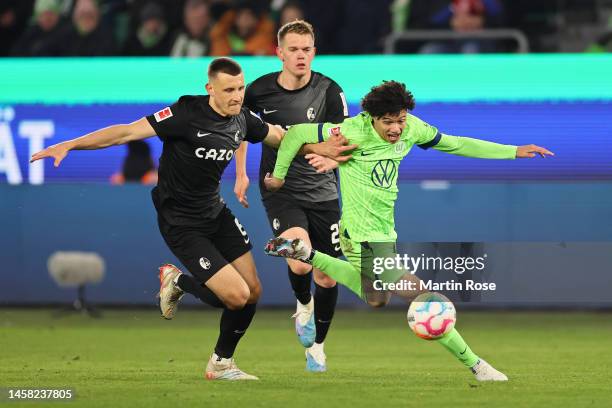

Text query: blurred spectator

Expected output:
[586,15,612,53]
[209,2,275,56]
[208,0,232,20]
[0,0,34,56]
[110,140,157,185]
[300,0,344,54]
[301,0,391,54]
[54,0,116,56]
[337,0,391,54]
[408,0,505,54]
[11,0,65,56]
[169,0,211,57]
[278,1,304,27]
[123,1,172,56]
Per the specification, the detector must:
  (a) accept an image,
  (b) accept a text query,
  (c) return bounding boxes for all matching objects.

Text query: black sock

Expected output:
[176,274,223,308]
[314,282,338,344]
[214,303,257,359]
[288,267,312,305]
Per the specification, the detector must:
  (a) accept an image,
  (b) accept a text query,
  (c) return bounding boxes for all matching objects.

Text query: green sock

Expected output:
[436,328,479,368]
[312,251,363,297]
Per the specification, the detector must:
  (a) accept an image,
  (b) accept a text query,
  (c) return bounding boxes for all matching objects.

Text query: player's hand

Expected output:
[30,143,69,167]
[317,131,357,162]
[234,174,250,208]
[310,141,356,162]
[263,172,284,192]
[305,153,339,173]
[516,144,554,159]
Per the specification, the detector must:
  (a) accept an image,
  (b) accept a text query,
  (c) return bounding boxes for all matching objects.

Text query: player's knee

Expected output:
[224,287,250,310]
[365,292,391,308]
[366,299,389,308]
[247,282,262,303]
[314,273,336,288]
[289,262,313,276]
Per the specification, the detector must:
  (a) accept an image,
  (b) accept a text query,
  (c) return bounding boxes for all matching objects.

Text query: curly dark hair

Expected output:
[361,81,416,118]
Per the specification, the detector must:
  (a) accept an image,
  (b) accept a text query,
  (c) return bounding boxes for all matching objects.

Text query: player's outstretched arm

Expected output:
[233,142,249,208]
[433,134,554,160]
[30,117,156,167]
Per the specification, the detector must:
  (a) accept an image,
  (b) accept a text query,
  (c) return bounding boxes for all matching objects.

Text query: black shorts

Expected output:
[263,194,341,257]
[157,206,252,282]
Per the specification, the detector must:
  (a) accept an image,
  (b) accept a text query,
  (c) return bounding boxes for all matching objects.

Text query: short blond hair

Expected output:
[277,19,315,46]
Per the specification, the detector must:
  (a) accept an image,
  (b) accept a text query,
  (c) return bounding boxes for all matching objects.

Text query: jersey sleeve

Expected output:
[324,81,349,122]
[433,134,517,159]
[272,123,323,180]
[244,109,269,143]
[145,97,189,141]
[412,115,442,150]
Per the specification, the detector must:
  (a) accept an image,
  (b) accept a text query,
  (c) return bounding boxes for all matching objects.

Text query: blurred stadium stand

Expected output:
[3,0,612,56]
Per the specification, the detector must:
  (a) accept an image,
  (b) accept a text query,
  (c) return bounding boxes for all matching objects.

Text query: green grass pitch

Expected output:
[1,309,611,407]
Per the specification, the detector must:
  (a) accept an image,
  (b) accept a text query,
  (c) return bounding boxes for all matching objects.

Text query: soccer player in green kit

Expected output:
[263,80,554,381]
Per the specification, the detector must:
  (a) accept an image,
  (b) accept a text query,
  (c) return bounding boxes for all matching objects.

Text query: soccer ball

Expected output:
[407,292,456,340]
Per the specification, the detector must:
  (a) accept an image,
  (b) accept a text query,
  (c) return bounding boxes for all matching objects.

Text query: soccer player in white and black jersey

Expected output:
[234,20,350,372]
[31,58,346,380]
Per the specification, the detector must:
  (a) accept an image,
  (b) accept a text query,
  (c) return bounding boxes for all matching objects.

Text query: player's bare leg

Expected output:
[361,276,392,308]
[229,251,262,305]
[386,273,428,302]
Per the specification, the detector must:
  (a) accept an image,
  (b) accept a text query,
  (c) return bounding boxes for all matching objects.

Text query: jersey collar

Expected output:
[201,95,233,122]
[275,71,315,93]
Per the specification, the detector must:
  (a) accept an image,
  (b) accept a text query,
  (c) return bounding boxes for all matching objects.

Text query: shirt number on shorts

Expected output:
[234,218,250,244]
[330,223,340,252]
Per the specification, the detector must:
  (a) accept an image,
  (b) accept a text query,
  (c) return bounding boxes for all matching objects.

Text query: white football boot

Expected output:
[205,353,259,381]
[157,264,184,320]
[471,359,508,381]
[292,298,316,348]
[305,342,327,372]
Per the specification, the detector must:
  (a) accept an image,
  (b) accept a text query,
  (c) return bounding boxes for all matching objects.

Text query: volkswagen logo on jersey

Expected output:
[272,218,280,231]
[306,107,316,121]
[371,159,397,189]
[199,257,211,270]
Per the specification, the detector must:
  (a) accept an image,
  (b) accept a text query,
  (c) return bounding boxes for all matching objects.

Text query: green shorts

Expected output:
[339,223,406,285]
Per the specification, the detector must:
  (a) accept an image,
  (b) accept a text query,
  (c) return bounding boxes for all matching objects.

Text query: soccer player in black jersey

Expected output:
[30,57,347,380]
[234,20,349,372]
